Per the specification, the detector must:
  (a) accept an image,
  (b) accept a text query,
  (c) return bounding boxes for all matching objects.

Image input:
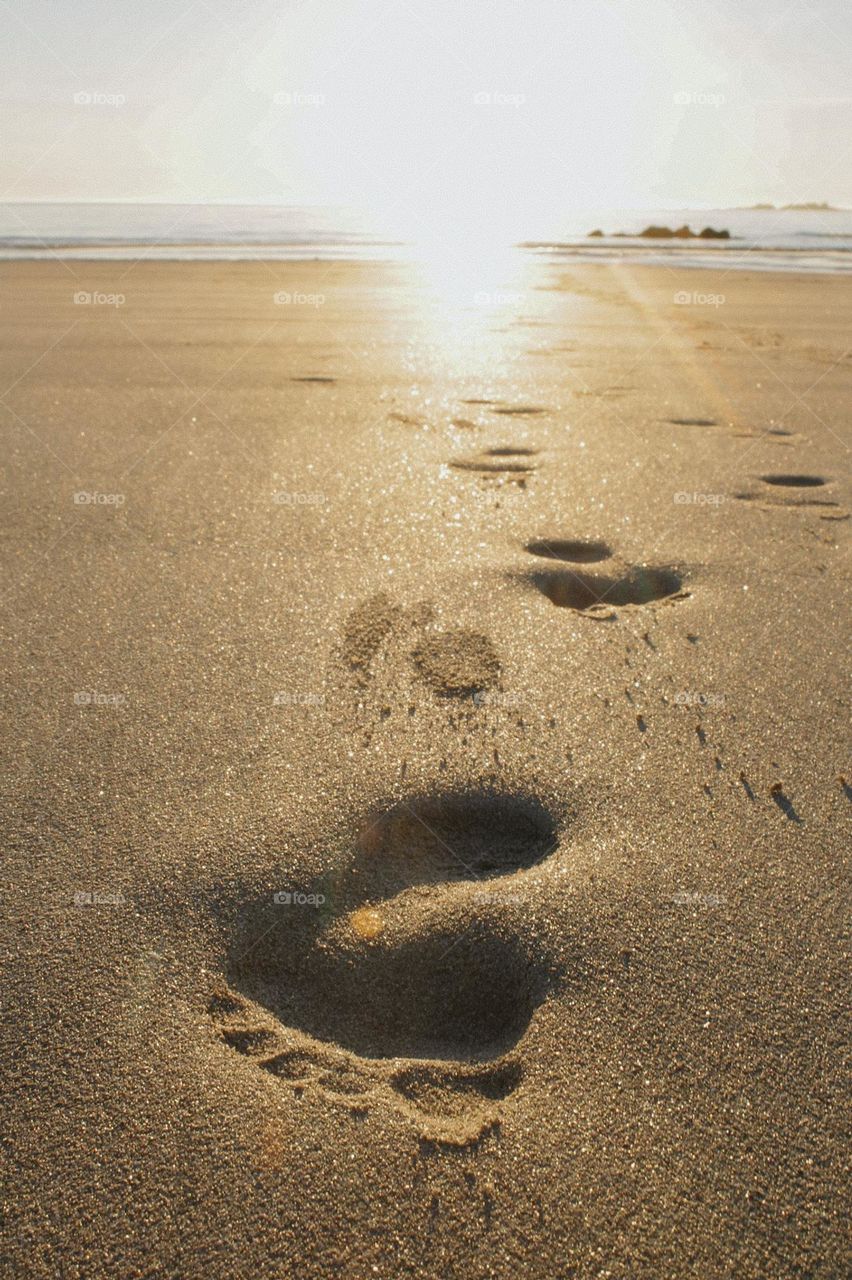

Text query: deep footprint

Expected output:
[526,538,613,564]
[219,792,558,1057]
[230,910,549,1062]
[531,565,685,612]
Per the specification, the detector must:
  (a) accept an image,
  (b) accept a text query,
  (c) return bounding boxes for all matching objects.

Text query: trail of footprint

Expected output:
[210,790,559,1144]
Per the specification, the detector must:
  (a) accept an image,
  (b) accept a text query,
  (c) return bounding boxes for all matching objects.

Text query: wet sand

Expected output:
[2,258,850,1278]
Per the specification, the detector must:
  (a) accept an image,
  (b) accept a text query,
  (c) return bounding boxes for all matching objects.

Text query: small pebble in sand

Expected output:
[350,907,384,941]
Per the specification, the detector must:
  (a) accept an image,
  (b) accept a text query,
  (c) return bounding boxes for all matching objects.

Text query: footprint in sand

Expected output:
[411,629,501,698]
[521,555,685,619]
[491,404,549,417]
[449,448,539,488]
[209,790,560,1144]
[734,473,846,517]
[340,594,501,701]
[450,452,538,476]
[291,375,337,384]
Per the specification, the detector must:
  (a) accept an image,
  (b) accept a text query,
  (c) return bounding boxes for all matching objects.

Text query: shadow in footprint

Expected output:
[667,417,717,427]
[531,565,685,613]
[232,910,549,1062]
[356,791,557,895]
[220,790,559,1052]
[391,1059,522,1116]
[491,405,548,416]
[526,538,612,564]
[760,474,826,488]
[213,789,561,1137]
[485,446,538,458]
[451,456,536,475]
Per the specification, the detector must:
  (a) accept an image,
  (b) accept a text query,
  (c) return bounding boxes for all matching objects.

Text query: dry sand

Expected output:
[1,258,850,1278]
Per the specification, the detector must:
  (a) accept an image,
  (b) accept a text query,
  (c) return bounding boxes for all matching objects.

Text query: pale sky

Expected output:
[2,0,850,233]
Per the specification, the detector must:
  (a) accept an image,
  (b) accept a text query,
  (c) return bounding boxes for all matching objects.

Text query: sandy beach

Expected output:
[2,258,850,1278]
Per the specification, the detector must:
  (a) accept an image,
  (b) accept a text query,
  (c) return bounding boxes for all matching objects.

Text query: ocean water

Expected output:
[1,202,851,273]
